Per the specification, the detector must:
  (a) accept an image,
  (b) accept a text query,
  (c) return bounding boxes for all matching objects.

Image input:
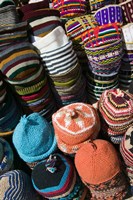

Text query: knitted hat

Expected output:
[12,112,57,163]
[0,5,19,25]
[0,170,39,200]
[119,0,133,24]
[98,88,133,143]
[88,0,116,13]
[0,137,14,175]
[52,102,100,154]
[94,5,123,26]
[75,139,128,199]
[32,153,88,199]
[52,0,87,18]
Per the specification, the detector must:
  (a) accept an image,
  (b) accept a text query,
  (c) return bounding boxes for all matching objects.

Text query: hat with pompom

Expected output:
[12,112,57,164]
[52,102,100,154]
[75,139,128,199]
[32,153,88,199]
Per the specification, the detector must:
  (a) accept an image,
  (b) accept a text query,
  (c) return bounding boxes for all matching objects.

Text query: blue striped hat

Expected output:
[0,170,40,200]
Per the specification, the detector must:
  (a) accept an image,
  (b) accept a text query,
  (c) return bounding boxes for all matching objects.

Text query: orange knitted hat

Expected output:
[52,103,100,154]
[75,139,121,185]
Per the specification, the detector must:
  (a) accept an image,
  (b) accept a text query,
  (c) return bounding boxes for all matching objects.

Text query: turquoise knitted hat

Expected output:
[12,112,57,163]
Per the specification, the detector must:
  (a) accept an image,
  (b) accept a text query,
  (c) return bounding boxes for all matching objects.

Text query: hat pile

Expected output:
[75,139,128,199]
[119,23,133,90]
[0,41,57,121]
[81,21,123,100]
[120,126,133,195]
[12,112,57,169]
[32,153,88,199]
[119,0,133,24]
[20,1,62,40]
[52,0,87,18]
[98,88,133,144]
[0,170,40,200]
[52,102,100,154]
[0,76,22,135]
[0,137,14,175]
[65,15,98,72]
[33,26,87,107]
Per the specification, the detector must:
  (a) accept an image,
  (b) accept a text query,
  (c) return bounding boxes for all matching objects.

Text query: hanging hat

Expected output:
[52,102,100,154]
[0,170,40,200]
[32,153,88,199]
[12,112,57,163]
[0,137,14,175]
[98,88,133,143]
[75,139,128,199]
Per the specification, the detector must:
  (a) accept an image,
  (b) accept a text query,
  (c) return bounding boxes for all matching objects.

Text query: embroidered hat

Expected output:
[12,112,57,163]
[75,140,128,199]
[52,102,100,154]
[88,0,116,13]
[32,153,88,199]
[0,137,14,175]
[94,5,123,26]
[0,170,39,200]
[98,88,133,143]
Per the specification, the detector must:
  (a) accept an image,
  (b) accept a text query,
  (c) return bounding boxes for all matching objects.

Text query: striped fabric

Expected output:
[99,88,133,143]
[52,0,87,18]
[0,5,19,25]
[0,170,39,200]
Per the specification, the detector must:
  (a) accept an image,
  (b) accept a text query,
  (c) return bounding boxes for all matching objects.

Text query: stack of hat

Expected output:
[20,1,62,40]
[80,4,124,101]
[33,26,87,107]
[32,153,88,199]
[0,170,40,200]
[119,0,133,24]
[75,139,128,199]
[119,23,133,90]
[52,102,100,155]
[0,41,57,121]
[12,112,57,170]
[0,75,22,135]
[98,88,133,144]
[0,137,14,175]
[120,126,133,195]
[65,14,98,72]
[52,0,87,18]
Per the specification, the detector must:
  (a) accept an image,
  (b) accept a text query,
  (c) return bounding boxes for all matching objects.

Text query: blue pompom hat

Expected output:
[12,112,57,164]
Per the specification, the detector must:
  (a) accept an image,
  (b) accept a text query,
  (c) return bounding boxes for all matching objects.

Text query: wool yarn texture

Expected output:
[12,112,57,164]
[98,88,133,144]
[0,137,14,175]
[32,153,88,199]
[120,126,133,189]
[0,170,39,200]
[52,102,100,154]
[75,139,128,200]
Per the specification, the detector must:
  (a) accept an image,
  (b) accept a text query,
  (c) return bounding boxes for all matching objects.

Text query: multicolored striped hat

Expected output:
[98,88,133,143]
[32,153,88,199]
[0,170,40,200]
[75,139,128,199]
[0,137,14,175]
[52,102,100,154]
